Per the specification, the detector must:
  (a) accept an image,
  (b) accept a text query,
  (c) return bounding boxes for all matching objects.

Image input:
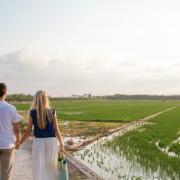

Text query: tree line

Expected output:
[6,93,180,101]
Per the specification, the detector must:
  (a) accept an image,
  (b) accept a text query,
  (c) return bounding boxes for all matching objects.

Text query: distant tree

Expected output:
[7,94,33,101]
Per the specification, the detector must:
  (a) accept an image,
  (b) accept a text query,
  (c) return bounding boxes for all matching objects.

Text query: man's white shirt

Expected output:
[0,100,21,149]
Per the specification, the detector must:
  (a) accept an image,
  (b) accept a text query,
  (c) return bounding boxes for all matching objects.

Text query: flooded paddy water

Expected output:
[74,123,157,180]
[74,128,178,180]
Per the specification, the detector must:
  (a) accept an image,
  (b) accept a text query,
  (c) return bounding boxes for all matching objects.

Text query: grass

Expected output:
[13,99,180,122]
[105,107,180,179]
[169,143,180,156]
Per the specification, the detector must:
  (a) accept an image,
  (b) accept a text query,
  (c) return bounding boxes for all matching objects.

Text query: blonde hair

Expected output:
[31,90,50,129]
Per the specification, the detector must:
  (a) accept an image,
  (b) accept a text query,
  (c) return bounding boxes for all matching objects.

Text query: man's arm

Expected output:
[12,122,20,149]
[11,106,21,149]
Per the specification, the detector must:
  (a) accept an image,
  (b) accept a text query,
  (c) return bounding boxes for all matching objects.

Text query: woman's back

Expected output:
[30,108,56,138]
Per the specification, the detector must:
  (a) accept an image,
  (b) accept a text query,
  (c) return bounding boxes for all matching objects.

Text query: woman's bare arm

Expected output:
[52,114,64,153]
[20,116,33,145]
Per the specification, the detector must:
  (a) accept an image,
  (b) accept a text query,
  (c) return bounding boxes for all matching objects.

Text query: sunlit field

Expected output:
[14,99,179,122]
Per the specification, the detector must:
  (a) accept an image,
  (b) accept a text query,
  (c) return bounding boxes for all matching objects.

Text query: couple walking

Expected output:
[0,83,64,180]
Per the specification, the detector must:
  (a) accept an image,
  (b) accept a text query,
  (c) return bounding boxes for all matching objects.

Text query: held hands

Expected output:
[15,138,24,149]
[15,140,20,149]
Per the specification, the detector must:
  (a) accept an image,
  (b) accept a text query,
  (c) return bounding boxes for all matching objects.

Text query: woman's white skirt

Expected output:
[32,137,58,180]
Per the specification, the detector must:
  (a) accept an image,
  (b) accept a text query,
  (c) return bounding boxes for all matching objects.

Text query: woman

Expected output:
[20,90,64,180]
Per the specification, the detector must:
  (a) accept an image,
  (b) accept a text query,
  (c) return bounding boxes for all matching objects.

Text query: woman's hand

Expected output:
[59,144,64,157]
[60,144,64,152]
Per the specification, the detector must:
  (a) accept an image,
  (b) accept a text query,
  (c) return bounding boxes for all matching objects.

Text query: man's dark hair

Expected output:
[0,83,7,97]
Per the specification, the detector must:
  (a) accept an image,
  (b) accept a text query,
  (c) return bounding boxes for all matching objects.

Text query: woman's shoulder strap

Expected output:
[29,109,36,117]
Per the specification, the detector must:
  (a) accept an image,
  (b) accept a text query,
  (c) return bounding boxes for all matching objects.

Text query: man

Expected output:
[0,83,21,180]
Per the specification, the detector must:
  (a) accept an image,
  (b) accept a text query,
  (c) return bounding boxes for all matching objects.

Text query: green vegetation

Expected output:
[105,107,180,179]
[14,103,31,110]
[7,94,33,101]
[169,143,180,156]
[53,100,179,122]
[7,93,180,102]
[13,100,180,122]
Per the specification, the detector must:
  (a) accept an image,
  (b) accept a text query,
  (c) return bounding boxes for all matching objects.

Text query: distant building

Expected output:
[82,93,92,98]
[71,94,81,98]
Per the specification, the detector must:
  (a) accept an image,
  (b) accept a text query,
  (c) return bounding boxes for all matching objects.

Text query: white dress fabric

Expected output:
[32,137,58,180]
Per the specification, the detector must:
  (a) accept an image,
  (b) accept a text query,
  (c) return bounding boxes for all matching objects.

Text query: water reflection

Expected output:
[105,139,179,180]
[74,134,180,180]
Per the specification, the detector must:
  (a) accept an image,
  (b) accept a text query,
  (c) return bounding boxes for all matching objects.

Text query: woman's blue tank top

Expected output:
[30,108,56,138]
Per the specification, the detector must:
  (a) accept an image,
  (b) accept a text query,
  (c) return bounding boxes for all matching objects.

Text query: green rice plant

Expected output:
[169,143,180,156]
[14,100,179,122]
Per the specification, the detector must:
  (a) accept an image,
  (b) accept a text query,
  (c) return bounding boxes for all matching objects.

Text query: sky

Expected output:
[1,0,180,96]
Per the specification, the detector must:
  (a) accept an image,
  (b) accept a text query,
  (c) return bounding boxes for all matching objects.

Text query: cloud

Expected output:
[0,46,50,67]
[1,47,180,96]
[119,59,137,68]
[144,66,164,74]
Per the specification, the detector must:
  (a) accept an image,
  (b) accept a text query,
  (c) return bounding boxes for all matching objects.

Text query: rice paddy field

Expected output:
[14,99,179,122]
[14,99,180,179]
